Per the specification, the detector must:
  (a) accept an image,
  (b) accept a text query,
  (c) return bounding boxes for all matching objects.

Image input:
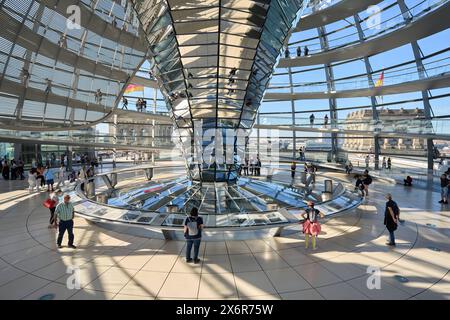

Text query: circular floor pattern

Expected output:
[1,171,450,300]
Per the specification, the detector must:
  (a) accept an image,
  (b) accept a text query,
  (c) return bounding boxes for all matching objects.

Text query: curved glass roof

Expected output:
[0,0,147,130]
[1,0,450,170]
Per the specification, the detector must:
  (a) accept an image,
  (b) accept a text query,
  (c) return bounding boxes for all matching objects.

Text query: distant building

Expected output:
[342,108,429,154]
[109,122,174,159]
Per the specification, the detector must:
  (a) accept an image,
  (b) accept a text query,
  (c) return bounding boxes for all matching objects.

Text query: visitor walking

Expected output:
[136,99,141,112]
[309,114,315,127]
[345,160,353,174]
[18,158,25,180]
[78,165,87,192]
[439,173,448,204]
[304,46,309,56]
[184,207,203,264]
[387,157,392,170]
[302,201,324,250]
[28,168,38,192]
[10,160,17,180]
[324,114,329,127]
[1,160,9,180]
[37,166,45,189]
[45,78,52,95]
[95,89,103,104]
[284,47,290,58]
[56,164,65,188]
[122,97,128,110]
[299,147,305,161]
[384,193,399,246]
[44,166,55,192]
[296,46,301,57]
[45,189,62,228]
[243,158,249,176]
[365,155,370,169]
[355,175,365,196]
[308,163,317,184]
[142,99,147,112]
[362,171,373,197]
[382,157,387,169]
[55,194,77,249]
[250,158,255,175]
[291,161,297,180]
[256,156,261,176]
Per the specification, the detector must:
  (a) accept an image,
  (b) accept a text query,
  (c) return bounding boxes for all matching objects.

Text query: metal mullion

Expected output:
[214,1,223,182]
[354,13,380,169]
[0,1,34,91]
[14,2,45,123]
[397,0,435,172]
[317,24,338,159]
[69,0,97,127]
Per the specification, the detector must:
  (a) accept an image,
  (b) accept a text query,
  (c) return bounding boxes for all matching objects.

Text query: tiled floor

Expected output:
[0,172,449,300]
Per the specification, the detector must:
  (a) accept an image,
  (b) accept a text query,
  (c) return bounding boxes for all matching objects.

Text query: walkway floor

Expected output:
[0,171,449,300]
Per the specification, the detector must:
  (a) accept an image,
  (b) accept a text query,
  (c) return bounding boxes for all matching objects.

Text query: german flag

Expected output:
[375,71,384,87]
[124,84,144,94]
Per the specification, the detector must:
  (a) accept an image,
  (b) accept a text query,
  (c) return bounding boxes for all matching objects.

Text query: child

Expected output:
[28,168,38,192]
[301,201,325,250]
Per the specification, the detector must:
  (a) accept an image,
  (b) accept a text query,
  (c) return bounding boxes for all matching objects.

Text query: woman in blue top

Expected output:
[44,166,55,192]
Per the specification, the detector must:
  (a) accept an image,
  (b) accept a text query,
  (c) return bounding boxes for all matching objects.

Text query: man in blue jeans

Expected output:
[55,194,77,249]
[184,207,203,263]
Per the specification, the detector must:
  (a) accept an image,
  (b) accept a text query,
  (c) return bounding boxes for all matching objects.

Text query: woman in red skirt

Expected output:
[302,201,324,250]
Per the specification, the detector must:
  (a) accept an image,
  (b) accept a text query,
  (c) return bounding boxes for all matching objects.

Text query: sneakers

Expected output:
[386,242,396,246]
[439,200,444,203]
[186,258,193,263]
[57,244,63,249]
[68,245,77,249]
[194,259,201,264]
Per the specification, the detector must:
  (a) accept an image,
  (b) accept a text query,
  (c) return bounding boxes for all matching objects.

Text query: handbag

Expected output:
[43,198,56,209]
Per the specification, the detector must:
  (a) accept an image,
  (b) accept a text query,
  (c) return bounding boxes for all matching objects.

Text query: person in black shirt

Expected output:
[243,158,249,176]
[384,194,399,246]
[309,113,315,127]
[256,156,261,176]
[122,97,128,110]
[184,207,204,263]
[362,173,373,197]
[291,162,297,180]
[439,173,448,204]
[404,176,413,187]
[355,175,365,196]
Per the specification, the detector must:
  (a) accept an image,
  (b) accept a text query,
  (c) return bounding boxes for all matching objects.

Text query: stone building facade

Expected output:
[342,108,429,153]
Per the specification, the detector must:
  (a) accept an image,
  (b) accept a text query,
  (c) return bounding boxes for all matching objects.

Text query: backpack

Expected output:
[365,175,373,185]
[186,217,199,236]
[392,202,400,217]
